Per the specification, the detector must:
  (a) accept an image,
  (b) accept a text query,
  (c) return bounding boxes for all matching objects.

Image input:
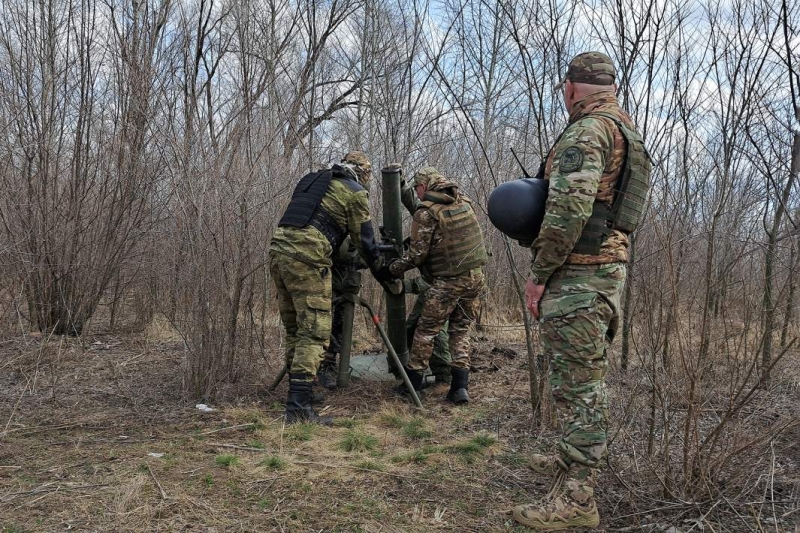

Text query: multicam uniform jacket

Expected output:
[530,92,635,284]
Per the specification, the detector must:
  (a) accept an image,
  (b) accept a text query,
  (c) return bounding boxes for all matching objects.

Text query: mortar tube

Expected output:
[380,166,408,371]
[336,294,356,388]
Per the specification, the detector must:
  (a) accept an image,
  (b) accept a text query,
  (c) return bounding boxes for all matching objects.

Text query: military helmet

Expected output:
[487,178,550,246]
[341,151,372,186]
[555,51,616,90]
[412,166,443,187]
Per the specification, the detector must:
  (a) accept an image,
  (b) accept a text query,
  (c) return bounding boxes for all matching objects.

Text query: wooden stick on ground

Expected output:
[147,463,168,500]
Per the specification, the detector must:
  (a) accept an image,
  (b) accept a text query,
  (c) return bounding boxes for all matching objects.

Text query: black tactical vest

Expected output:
[278,167,357,250]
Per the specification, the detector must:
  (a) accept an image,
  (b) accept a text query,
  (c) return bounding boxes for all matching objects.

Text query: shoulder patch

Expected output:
[559,146,584,173]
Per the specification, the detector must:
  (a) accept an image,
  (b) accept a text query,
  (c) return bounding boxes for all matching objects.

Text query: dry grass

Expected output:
[0,321,797,532]
[143,313,183,344]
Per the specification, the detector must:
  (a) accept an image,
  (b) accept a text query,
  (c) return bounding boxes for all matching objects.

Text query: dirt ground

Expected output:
[0,321,798,532]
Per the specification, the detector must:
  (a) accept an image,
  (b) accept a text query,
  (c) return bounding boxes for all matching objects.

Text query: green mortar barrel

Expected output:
[381,166,408,372]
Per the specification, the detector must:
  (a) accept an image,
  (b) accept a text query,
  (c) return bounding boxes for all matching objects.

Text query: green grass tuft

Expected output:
[390,449,428,464]
[257,498,273,511]
[261,455,286,470]
[285,422,316,442]
[471,433,496,448]
[215,454,240,468]
[334,418,358,428]
[339,429,378,453]
[402,417,433,440]
[354,459,385,471]
[378,410,407,428]
[453,441,483,455]
[450,433,496,458]
[421,444,445,454]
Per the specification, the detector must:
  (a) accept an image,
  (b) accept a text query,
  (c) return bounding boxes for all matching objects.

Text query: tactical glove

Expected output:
[372,263,396,283]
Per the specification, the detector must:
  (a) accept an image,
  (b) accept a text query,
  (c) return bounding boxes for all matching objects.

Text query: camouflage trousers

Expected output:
[540,262,626,470]
[406,292,451,379]
[269,251,332,381]
[408,269,484,372]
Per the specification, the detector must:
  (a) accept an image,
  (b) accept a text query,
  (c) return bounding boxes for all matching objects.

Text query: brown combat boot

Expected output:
[527,453,560,476]
[513,468,600,531]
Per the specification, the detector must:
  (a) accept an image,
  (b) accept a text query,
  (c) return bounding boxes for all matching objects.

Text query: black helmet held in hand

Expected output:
[487,178,549,247]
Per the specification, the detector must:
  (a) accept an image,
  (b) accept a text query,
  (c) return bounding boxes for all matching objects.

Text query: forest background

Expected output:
[0,0,798,530]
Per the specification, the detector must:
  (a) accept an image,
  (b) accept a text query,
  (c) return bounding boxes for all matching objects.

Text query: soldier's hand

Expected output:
[525,279,545,320]
[373,263,396,283]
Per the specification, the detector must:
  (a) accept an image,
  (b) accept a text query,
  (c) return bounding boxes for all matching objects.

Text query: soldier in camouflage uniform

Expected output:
[269,151,390,425]
[388,167,488,403]
[403,276,451,384]
[513,53,651,530]
[397,171,452,385]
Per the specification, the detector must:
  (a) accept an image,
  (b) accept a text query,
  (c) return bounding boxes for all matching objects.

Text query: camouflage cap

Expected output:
[341,151,372,184]
[555,51,616,90]
[428,175,458,192]
[412,166,443,187]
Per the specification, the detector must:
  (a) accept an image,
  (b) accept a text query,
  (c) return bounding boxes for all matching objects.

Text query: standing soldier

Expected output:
[387,167,488,403]
[396,165,452,386]
[513,52,651,530]
[269,152,390,425]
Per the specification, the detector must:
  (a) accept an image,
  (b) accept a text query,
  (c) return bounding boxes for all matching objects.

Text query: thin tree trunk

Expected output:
[620,236,635,370]
[762,131,798,385]
[504,239,540,422]
[781,234,796,349]
[761,234,777,387]
[109,272,123,332]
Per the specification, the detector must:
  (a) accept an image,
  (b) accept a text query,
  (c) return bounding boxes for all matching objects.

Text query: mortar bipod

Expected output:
[355,297,423,409]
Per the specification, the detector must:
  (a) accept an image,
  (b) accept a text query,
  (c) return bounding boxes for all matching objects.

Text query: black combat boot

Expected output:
[285,373,333,425]
[434,372,452,384]
[394,367,425,398]
[311,389,326,405]
[316,354,338,390]
[446,367,470,404]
